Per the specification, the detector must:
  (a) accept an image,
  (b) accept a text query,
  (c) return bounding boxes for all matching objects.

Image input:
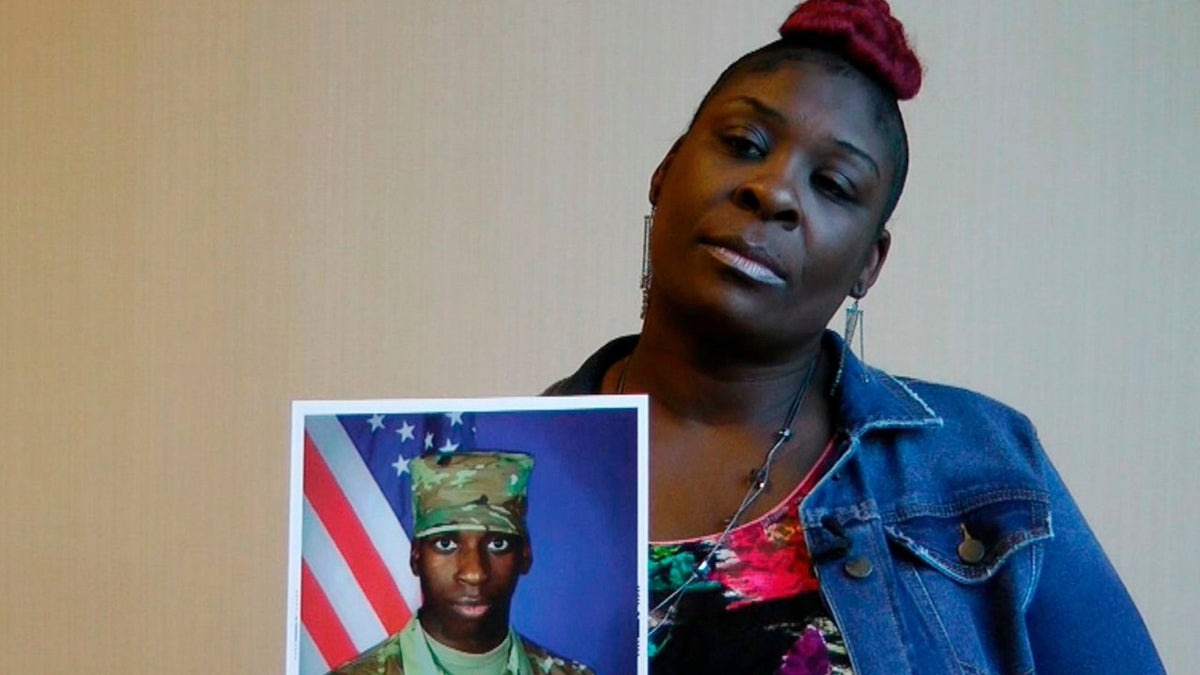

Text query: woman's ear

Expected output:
[852,229,891,298]
[649,137,684,206]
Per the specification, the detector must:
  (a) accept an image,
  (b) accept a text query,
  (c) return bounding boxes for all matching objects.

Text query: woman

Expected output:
[547,0,1163,673]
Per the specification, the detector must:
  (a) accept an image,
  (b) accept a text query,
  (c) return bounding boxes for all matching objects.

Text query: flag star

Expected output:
[367,413,385,432]
[424,432,435,450]
[445,411,464,426]
[395,420,415,442]
[391,453,410,477]
[437,438,460,454]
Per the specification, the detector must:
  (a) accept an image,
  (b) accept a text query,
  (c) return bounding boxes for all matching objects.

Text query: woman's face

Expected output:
[648,56,895,355]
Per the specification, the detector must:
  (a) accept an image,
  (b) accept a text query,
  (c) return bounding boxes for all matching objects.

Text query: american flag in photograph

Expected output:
[298,411,476,675]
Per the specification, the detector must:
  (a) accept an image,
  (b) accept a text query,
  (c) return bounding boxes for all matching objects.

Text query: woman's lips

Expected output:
[702,244,787,286]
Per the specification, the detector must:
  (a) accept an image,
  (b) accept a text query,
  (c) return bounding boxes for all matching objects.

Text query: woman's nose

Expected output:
[733,169,802,228]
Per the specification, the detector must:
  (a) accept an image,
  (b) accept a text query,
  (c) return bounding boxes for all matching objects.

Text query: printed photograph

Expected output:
[286,396,648,675]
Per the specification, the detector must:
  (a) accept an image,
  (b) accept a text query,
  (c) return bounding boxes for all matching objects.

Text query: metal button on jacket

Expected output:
[957,524,986,564]
[844,556,874,579]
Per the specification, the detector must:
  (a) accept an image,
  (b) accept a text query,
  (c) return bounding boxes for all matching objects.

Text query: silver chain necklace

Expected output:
[615,348,821,635]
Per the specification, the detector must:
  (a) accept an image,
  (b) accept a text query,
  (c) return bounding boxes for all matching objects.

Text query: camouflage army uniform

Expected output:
[328,616,595,675]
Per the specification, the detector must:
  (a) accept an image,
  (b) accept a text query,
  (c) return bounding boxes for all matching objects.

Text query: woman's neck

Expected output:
[617,317,837,540]
[615,318,829,429]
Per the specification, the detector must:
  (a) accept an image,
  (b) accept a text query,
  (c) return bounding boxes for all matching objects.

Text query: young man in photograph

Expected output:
[330,451,594,675]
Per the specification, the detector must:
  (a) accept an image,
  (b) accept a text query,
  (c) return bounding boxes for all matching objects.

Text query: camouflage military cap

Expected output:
[410,451,534,538]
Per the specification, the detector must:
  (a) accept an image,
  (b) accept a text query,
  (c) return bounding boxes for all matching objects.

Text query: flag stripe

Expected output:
[305,415,421,609]
[299,624,329,675]
[300,561,357,669]
[302,497,388,648]
[304,432,413,633]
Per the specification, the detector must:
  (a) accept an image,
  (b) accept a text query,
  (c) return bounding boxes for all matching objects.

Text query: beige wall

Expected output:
[2,1,1196,671]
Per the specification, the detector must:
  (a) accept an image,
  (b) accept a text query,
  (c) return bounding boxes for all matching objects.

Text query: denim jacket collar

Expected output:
[823,330,943,438]
[548,330,944,438]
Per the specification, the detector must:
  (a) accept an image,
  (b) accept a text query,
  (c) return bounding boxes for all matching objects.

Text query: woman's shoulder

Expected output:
[841,363,1052,489]
[893,374,1037,434]
[542,335,637,395]
[873,371,1045,464]
[836,359,1039,451]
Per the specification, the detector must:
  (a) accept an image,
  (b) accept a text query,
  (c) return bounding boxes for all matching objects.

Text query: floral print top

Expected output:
[647,439,852,675]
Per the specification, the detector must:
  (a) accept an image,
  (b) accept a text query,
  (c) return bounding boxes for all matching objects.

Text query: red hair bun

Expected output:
[779,0,922,100]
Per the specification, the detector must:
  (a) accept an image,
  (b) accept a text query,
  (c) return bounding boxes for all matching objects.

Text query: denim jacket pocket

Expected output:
[882,489,1052,674]
[884,488,1052,583]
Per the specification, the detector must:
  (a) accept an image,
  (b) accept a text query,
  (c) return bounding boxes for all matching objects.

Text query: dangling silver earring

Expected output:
[831,296,865,392]
[640,211,654,319]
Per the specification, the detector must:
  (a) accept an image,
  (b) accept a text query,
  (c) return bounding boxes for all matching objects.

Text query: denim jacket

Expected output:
[547,332,1163,674]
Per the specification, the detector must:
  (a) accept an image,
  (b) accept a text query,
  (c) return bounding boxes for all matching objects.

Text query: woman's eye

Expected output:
[486,537,513,553]
[813,172,856,202]
[722,133,766,159]
[432,537,458,553]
